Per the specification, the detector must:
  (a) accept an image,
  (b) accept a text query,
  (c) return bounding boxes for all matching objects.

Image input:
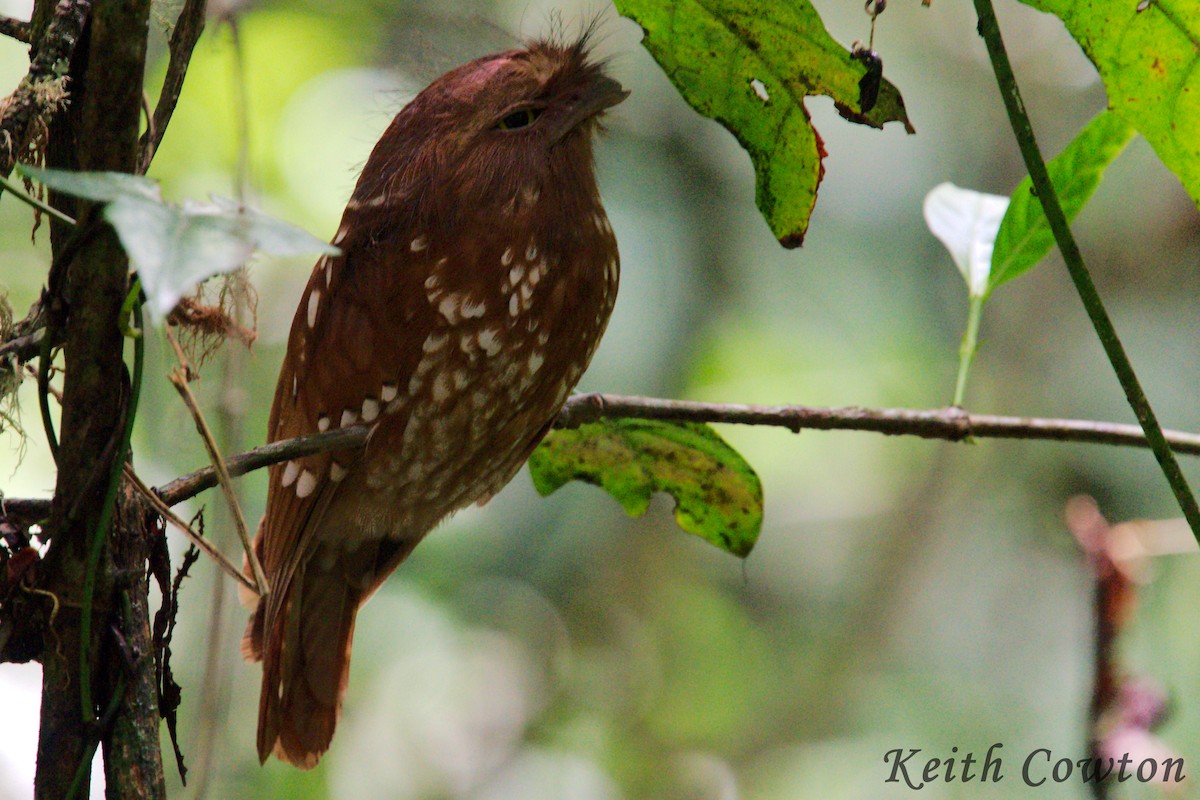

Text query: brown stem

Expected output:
[137,0,206,173]
[167,366,267,596]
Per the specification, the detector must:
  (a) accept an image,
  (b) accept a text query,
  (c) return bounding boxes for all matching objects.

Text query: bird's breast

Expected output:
[327,205,619,540]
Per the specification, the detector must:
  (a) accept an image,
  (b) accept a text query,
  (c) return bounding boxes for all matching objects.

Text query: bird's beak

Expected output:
[551,75,629,144]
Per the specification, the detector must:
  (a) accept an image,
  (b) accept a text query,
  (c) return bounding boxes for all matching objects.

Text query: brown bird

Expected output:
[241,34,627,768]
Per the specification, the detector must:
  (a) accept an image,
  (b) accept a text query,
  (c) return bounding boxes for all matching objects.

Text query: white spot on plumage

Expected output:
[509,264,525,285]
[330,462,348,483]
[452,368,469,389]
[438,294,463,324]
[361,397,380,422]
[525,241,538,261]
[295,469,317,498]
[537,330,549,346]
[423,332,448,353]
[522,185,540,206]
[478,327,502,356]
[527,262,543,286]
[350,193,389,209]
[520,283,534,303]
[431,373,452,403]
[381,383,398,402]
[410,235,428,252]
[281,460,300,487]
[509,293,519,317]
[461,298,486,319]
[528,352,545,374]
[333,226,348,245]
[324,261,333,287]
[501,247,514,267]
[408,375,423,396]
[307,289,320,328]
[317,415,330,432]
[340,409,357,427]
[291,374,298,398]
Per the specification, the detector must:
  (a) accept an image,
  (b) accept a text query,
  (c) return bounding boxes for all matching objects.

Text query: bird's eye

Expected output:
[497,107,542,130]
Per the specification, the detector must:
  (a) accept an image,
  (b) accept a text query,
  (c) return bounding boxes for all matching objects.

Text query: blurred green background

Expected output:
[2,0,1200,798]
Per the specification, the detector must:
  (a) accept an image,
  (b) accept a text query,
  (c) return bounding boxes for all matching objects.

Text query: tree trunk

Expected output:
[32,0,162,798]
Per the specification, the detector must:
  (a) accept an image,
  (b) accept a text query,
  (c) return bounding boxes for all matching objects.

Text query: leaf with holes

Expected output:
[990,110,1136,294]
[529,419,763,557]
[18,165,338,324]
[614,0,914,247]
[1019,0,1200,208]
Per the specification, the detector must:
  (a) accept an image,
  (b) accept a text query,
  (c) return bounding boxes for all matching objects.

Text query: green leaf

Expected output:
[990,110,1136,294]
[613,0,913,248]
[18,166,338,324]
[1019,0,1200,208]
[529,419,763,557]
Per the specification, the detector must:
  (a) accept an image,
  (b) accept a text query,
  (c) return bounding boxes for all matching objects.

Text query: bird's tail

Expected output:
[242,546,360,769]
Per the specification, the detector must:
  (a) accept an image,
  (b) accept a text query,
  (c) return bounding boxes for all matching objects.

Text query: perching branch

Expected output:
[972,0,1200,543]
[138,395,1200,509]
[0,15,32,43]
[9,396,1200,525]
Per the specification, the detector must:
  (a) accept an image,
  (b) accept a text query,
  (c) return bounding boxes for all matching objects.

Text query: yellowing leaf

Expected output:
[529,419,763,557]
[614,0,913,247]
[1021,0,1200,208]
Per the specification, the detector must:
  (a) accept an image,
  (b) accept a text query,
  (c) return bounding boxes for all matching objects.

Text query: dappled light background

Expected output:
[3,0,1200,798]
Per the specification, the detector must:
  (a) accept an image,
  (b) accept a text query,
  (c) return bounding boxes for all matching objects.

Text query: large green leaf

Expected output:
[1020,0,1200,208]
[614,0,913,248]
[990,110,1135,294]
[19,165,337,324]
[529,419,763,557]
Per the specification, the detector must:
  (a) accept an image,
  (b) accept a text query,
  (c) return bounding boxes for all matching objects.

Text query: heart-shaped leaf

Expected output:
[923,182,1009,299]
[18,165,337,324]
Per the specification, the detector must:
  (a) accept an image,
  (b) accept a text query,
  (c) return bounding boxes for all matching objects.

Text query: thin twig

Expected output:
[973,0,1200,542]
[0,171,77,225]
[0,327,44,363]
[166,364,267,596]
[137,0,206,173]
[156,425,366,506]
[225,14,250,203]
[0,15,32,43]
[122,465,255,595]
